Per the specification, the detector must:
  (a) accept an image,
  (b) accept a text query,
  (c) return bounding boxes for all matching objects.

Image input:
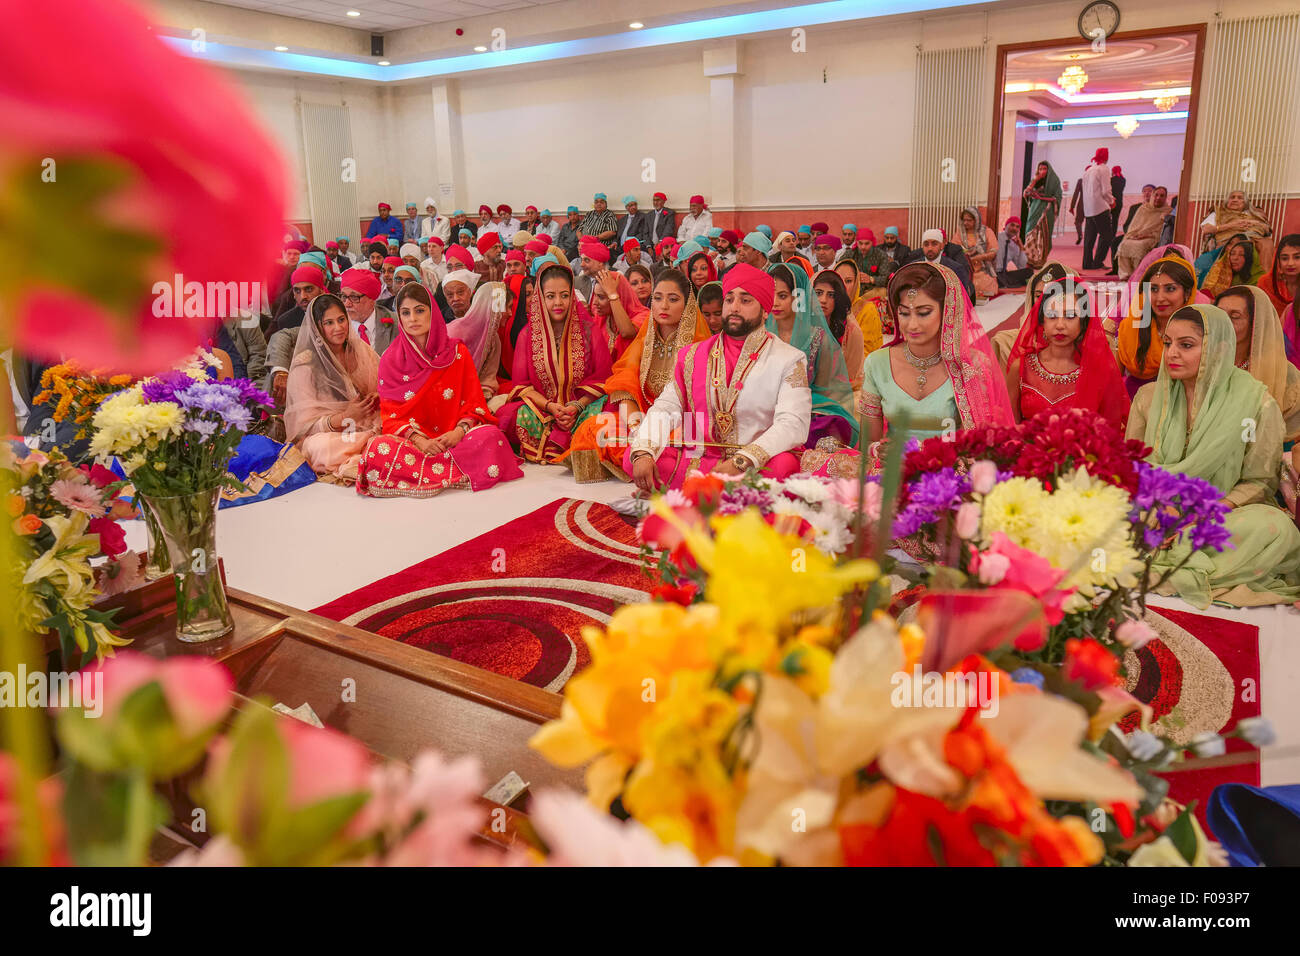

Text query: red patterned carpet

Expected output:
[312,498,653,691]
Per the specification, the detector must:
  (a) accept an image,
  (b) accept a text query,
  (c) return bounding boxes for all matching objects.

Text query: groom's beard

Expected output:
[723,312,764,338]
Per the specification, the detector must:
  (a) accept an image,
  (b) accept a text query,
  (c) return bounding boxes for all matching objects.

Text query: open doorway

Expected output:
[987,25,1206,278]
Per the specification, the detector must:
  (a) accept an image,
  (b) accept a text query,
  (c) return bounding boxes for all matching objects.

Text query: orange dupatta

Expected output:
[1117,253,1198,380]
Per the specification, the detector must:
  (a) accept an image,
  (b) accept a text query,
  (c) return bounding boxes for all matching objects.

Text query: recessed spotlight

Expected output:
[378,60,390,66]
[473,45,487,52]
[629,22,644,29]
[274,45,288,51]
[346,10,361,17]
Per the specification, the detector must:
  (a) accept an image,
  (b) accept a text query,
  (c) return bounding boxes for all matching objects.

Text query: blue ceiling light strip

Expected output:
[162,0,992,83]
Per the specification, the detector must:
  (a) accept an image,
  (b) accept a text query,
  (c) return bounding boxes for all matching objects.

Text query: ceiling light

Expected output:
[378,60,390,66]
[346,10,361,17]
[1153,93,1178,112]
[1114,115,1139,138]
[474,45,487,52]
[1057,65,1088,95]
[629,22,644,29]
[274,45,288,51]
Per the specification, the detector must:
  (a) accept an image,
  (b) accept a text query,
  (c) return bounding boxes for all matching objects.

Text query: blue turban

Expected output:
[707,227,723,238]
[567,205,579,214]
[593,192,607,201]
[622,194,637,206]
[742,231,773,255]
[756,225,773,239]
[531,253,559,276]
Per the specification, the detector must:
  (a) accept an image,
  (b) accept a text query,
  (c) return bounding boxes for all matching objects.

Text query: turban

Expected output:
[452,209,465,217]
[442,269,481,292]
[673,246,694,265]
[623,238,641,253]
[505,249,525,263]
[655,238,677,256]
[367,240,389,254]
[775,231,794,247]
[424,196,437,208]
[921,228,944,244]
[525,238,550,254]
[653,192,667,201]
[387,239,399,247]
[1005,217,1022,229]
[383,256,403,267]
[707,227,724,238]
[567,205,579,214]
[394,265,420,281]
[377,202,392,211]
[340,268,381,299]
[445,244,474,271]
[479,204,493,216]
[476,231,501,254]
[399,242,422,260]
[525,205,538,213]
[797,225,811,235]
[689,195,705,205]
[300,251,328,270]
[497,203,512,215]
[813,235,842,250]
[593,192,607,201]
[623,194,637,206]
[842,223,858,233]
[742,231,773,255]
[290,265,325,288]
[325,240,339,250]
[457,228,473,240]
[812,222,830,234]
[512,231,532,249]
[1092,147,1109,164]
[579,240,611,263]
[406,202,418,210]
[541,209,552,217]
[721,262,775,315]
[756,225,772,239]
[335,235,349,243]
[284,239,310,253]
[1111,165,1123,177]
[720,229,741,246]
[426,236,445,248]
[860,229,876,243]
[884,226,900,237]
[530,254,558,276]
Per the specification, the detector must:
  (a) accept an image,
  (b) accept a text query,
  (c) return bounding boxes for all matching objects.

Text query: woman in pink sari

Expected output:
[284,293,381,482]
[497,263,613,463]
[357,283,522,497]
[587,268,648,362]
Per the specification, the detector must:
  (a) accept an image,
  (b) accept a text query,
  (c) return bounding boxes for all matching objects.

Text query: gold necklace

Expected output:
[902,343,942,389]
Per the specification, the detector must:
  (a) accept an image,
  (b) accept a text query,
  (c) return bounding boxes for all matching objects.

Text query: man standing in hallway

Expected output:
[1080,148,1115,271]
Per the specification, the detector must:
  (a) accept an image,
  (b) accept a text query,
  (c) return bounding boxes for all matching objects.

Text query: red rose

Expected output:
[650,582,698,606]
[1063,637,1121,690]
[87,515,127,557]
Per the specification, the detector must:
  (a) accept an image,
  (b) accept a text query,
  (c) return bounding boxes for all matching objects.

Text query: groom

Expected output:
[628,263,811,492]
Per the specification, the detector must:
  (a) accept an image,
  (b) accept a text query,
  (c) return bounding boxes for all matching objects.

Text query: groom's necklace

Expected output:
[903,343,942,389]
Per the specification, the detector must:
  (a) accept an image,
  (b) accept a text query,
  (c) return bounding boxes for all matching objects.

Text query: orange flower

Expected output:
[4,494,25,518]
[13,514,42,535]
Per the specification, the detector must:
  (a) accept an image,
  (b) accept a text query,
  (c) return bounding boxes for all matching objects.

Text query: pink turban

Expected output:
[290,265,325,288]
[476,231,501,254]
[580,240,610,264]
[721,262,775,315]
[445,244,474,270]
[340,268,381,300]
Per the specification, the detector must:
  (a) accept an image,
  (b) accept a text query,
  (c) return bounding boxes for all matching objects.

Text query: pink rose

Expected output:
[954,502,981,539]
[982,532,1073,625]
[92,651,234,735]
[973,550,1010,585]
[1116,619,1156,650]
[969,459,999,495]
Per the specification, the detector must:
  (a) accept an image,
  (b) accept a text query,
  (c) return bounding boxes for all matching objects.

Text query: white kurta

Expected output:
[631,330,811,468]
[420,216,451,244]
[676,210,714,243]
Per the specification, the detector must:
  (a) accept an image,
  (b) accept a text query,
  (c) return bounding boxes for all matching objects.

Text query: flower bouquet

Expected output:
[30,362,136,447]
[88,369,273,641]
[2,444,133,664]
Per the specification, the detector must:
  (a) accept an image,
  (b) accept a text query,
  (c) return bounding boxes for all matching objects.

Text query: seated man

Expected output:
[628,263,811,492]
[903,229,975,301]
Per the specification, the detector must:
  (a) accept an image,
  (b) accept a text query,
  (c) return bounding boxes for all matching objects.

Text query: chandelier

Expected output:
[1153,92,1179,112]
[1114,115,1140,138]
[1058,64,1089,95]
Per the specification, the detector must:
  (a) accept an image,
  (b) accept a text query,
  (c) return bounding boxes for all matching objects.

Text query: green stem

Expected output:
[124,768,153,866]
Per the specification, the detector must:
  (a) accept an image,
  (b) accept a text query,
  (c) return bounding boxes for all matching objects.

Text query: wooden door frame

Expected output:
[985,23,1208,249]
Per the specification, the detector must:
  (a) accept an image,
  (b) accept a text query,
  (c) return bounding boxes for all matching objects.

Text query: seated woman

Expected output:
[862,261,1013,445]
[356,284,520,497]
[1127,304,1300,608]
[1214,285,1300,446]
[497,263,613,463]
[812,269,867,400]
[766,263,859,449]
[1116,253,1198,397]
[1259,233,1299,316]
[284,293,381,482]
[626,264,654,309]
[686,250,718,293]
[587,268,648,362]
[1005,279,1129,429]
[1201,233,1264,299]
[568,270,711,482]
[834,258,885,355]
[1195,190,1274,279]
[697,281,724,334]
[957,205,999,301]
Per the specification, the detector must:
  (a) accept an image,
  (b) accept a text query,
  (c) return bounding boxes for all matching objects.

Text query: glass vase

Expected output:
[139,488,233,643]
[142,501,171,580]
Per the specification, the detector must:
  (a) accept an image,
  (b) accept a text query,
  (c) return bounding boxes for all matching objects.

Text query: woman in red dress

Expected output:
[357,283,522,497]
[1005,278,1129,428]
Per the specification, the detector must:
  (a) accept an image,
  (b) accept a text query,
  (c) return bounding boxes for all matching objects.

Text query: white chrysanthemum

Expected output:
[979,475,1045,547]
[781,477,831,505]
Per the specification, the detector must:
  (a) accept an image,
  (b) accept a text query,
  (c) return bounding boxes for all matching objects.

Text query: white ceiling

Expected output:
[205,0,566,32]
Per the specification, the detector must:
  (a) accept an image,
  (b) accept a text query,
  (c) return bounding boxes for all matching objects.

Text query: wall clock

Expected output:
[1079,1,1121,43]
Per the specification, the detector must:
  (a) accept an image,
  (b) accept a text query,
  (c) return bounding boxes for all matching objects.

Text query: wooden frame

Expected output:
[985,23,1208,249]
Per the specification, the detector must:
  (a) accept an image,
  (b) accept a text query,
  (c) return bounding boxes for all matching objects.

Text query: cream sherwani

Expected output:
[676,210,714,244]
[631,329,811,476]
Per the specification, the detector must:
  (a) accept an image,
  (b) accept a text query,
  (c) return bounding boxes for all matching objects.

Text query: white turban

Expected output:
[399,242,422,260]
[424,196,438,210]
[442,269,481,292]
[921,228,944,244]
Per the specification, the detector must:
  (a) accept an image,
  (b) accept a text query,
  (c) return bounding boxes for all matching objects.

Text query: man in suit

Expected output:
[903,229,975,301]
[616,195,652,253]
[274,264,328,333]
[340,268,396,353]
[646,192,676,248]
[878,225,910,266]
[556,206,582,260]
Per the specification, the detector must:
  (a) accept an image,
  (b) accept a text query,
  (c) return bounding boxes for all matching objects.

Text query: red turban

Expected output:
[426,235,445,247]
[814,234,842,250]
[525,205,538,213]
[445,244,474,270]
[505,249,525,263]
[476,231,501,254]
[496,203,512,215]
[382,256,403,267]
[325,240,339,250]
[689,195,705,206]
[653,192,667,201]
[478,204,492,216]
[1111,165,1123,177]
[340,268,380,300]
[655,238,677,256]
[377,202,391,211]
[720,229,741,246]
[622,238,640,253]
[1093,147,1109,164]
[290,265,325,288]
[284,239,310,253]
[580,240,610,263]
[721,262,775,315]
[860,229,876,243]
[525,238,550,254]
[811,221,829,233]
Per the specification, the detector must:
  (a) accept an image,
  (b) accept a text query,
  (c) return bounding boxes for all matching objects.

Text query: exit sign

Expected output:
[1048,122,1064,131]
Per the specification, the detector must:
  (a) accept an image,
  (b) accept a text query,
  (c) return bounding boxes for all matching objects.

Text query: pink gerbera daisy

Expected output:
[50,478,108,517]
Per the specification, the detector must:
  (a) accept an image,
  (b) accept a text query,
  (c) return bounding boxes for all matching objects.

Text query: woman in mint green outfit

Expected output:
[1127,303,1300,608]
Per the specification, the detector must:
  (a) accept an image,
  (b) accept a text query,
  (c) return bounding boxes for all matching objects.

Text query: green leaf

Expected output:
[1165,805,1199,864]
[61,762,169,867]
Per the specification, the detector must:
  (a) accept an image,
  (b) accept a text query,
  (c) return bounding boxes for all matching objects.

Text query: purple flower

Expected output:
[222,377,274,409]
[718,484,774,515]
[141,370,195,405]
[892,469,971,538]
[1129,463,1232,554]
